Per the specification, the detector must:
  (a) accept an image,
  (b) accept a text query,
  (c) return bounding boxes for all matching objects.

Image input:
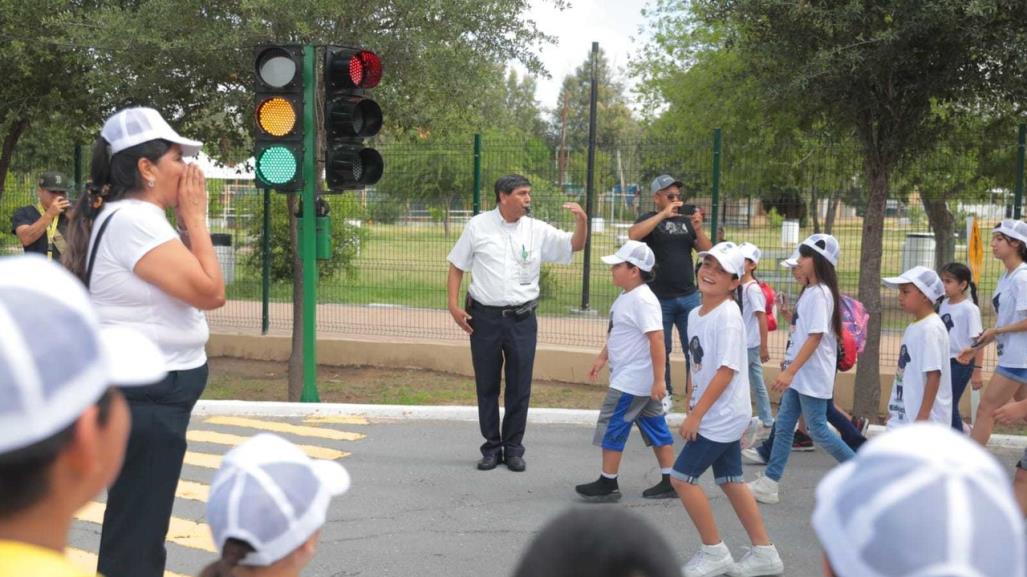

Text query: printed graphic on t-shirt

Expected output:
[660,220,691,235]
[942,313,954,332]
[785,310,799,351]
[994,293,1001,314]
[689,336,705,371]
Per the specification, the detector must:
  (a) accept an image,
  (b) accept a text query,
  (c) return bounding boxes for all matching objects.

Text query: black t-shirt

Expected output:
[10,205,68,258]
[634,211,698,299]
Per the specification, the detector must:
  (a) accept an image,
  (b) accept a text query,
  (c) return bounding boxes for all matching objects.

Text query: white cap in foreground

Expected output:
[601,240,656,272]
[102,107,203,157]
[882,265,945,302]
[697,241,745,277]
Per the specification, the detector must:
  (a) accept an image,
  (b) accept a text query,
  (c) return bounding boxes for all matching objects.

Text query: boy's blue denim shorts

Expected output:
[997,365,1027,385]
[671,434,743,485]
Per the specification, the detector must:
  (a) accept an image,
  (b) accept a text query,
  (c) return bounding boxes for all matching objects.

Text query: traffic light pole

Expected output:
[300,44,320,402]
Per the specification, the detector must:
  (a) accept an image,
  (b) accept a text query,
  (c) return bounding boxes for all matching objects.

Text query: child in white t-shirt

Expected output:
[576,240,676,502]
[939,262,984,431]
[882,266,952,428]
[737,242,774,450]
[671,242,783,577]
[748,234,854,506]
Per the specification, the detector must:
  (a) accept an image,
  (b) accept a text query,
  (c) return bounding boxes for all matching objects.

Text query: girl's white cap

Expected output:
[994,219,1027,244]
[206,433,350,566]
[812,423,1024,577]
[738,242,762,264]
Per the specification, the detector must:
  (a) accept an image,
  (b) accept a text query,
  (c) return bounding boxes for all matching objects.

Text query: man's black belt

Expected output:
[470,298,539,318]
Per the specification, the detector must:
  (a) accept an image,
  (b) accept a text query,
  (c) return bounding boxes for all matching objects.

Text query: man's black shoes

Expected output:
[505,455,526,472]
[477,453,501,471]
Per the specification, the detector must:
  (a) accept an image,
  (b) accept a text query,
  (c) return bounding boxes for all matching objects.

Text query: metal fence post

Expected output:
[1015,123,1025,220]
[711,128,722,238]
[473,134,482,215]
[261,186,270,335]
[580,41,599,312]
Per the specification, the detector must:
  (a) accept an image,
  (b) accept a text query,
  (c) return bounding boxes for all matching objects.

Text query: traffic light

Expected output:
[324,46,383,191]
[254,45,304,191]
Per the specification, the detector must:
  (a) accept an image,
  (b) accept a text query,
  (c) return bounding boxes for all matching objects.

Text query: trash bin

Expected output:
[901,232,936,271]
[781,219,800,247]
[211,233,235,285]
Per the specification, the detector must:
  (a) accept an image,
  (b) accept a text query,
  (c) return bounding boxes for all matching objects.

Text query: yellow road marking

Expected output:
[188,430,347,460]
[183,451,223,469]
[67,547,191,577]
[75,502,215,552]
[204,416,366,441]
[176,479,210,502]
[303,415,369,425]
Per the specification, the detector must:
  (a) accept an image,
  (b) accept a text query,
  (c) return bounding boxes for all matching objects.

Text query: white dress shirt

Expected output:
[448,209,573,306]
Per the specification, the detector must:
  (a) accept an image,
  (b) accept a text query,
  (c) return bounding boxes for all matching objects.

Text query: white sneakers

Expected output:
[741,448,766,465]
[682,542,783,577]
[747,473,779,504]
[739,417,772,450]
[683,542,735,577]
[662,394,674,415]
[729,545,784,577]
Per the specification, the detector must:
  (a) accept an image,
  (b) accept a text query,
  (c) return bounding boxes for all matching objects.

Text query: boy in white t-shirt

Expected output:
[576,241,676,502]
[882,266,952,428]
[671,242,783,577]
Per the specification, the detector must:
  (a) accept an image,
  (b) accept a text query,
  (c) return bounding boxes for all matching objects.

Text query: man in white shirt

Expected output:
[447,175,588,472]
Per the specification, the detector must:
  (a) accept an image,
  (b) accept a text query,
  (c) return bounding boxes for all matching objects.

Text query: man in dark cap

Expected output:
[10,171,72,260]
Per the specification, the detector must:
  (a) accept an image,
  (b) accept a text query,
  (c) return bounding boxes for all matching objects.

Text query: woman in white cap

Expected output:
[199,433,350,577]
[63,107,225,577]
[958,219,1027,512]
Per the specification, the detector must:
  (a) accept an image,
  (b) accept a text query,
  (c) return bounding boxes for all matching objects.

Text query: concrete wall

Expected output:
[208,333,973,417]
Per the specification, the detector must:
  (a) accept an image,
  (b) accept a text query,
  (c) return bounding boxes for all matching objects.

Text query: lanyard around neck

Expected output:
[37,203,59,259]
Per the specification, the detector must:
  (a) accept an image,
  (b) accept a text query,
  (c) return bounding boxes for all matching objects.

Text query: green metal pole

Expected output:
[710,128,722,239]
[1015,124,1025,221]
[261,186,270,335]
[472,134,482,215]
[300,44,320,402]
[73,144,83,201]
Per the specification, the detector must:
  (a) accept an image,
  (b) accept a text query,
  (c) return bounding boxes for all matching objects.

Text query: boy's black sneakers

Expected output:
[642,474,677,499]
[575,476,622,502]
[792,430,815,452]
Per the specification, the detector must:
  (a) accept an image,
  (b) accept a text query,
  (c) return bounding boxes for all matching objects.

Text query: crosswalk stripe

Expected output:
[204,416,366,441]
[67,547,192,577]
[177,479,210,502]
[75,502,215,552]
[183,451,223,469]
[303,415,369,425]
[188,430,348,460]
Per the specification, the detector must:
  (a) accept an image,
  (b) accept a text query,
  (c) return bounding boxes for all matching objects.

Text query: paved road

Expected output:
[67,413,1024,577]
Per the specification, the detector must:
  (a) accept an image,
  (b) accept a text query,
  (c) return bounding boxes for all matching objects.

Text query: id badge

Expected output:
[519,260,531,285]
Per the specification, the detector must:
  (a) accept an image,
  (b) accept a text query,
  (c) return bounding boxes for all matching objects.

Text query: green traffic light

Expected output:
[256,146,298,185]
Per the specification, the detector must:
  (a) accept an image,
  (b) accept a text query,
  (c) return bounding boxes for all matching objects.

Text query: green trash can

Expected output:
[297,215,333,261]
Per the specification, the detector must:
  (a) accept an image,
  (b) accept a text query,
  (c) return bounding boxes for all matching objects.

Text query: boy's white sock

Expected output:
[661,468,672,475]
[601,471,618,479]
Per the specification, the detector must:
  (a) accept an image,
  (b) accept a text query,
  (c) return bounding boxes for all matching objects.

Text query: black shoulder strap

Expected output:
[86,209,120,289]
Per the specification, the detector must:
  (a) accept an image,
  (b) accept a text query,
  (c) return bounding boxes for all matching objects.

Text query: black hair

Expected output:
[625,262,655,283]
[63,137,173,283]
[0,388,114,517]
[511,507,681,577]
[199,538,256,577]
[798,244,843,340]
[494,174,531,203]
[993,224,1027,262]
[940,262,979,305]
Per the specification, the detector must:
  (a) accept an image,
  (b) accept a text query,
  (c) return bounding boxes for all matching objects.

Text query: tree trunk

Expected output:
[0,117,30,204]
[825,191,841,235]
[287,193,303,402]
[852,156,889,420]
[921,193,955,271]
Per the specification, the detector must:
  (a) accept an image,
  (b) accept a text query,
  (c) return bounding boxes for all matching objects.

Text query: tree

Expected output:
[689,0,1027,418]
[553,47,640,149]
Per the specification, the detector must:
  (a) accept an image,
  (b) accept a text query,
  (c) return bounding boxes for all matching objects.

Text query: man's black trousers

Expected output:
[469,303,537,459]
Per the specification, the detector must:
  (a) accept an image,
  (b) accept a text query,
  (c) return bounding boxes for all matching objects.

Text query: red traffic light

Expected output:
[326,47,382,89]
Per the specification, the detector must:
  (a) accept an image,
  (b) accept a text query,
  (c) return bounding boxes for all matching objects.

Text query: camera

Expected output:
[680,204,697,216]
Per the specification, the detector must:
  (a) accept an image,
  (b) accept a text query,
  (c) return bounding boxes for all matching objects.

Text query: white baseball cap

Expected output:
[101,107,203,157]
[813,423,1025,577]
[994,219,1027,244]
[206,433,351,566]
[882,265,945,302]
[781,233,840,267]
[601,240,656,272]
[0,256,166,455]
[697,241,745,277]
[738,242,762,264]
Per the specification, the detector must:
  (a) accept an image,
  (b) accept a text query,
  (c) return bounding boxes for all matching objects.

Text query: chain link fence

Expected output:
[2,131,1023,370]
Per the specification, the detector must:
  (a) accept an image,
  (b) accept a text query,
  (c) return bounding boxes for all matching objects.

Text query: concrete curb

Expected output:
[193,400,1027,450]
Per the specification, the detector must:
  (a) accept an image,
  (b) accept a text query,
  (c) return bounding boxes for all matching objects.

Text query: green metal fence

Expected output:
[2,130,1023,371]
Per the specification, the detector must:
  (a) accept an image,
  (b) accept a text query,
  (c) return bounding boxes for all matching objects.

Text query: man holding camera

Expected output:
[628,174,713,402]
[10,171,71,261]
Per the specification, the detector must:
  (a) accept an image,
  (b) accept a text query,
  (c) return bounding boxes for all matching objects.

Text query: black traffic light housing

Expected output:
[324,46,383,191]
[253,45,304,191]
